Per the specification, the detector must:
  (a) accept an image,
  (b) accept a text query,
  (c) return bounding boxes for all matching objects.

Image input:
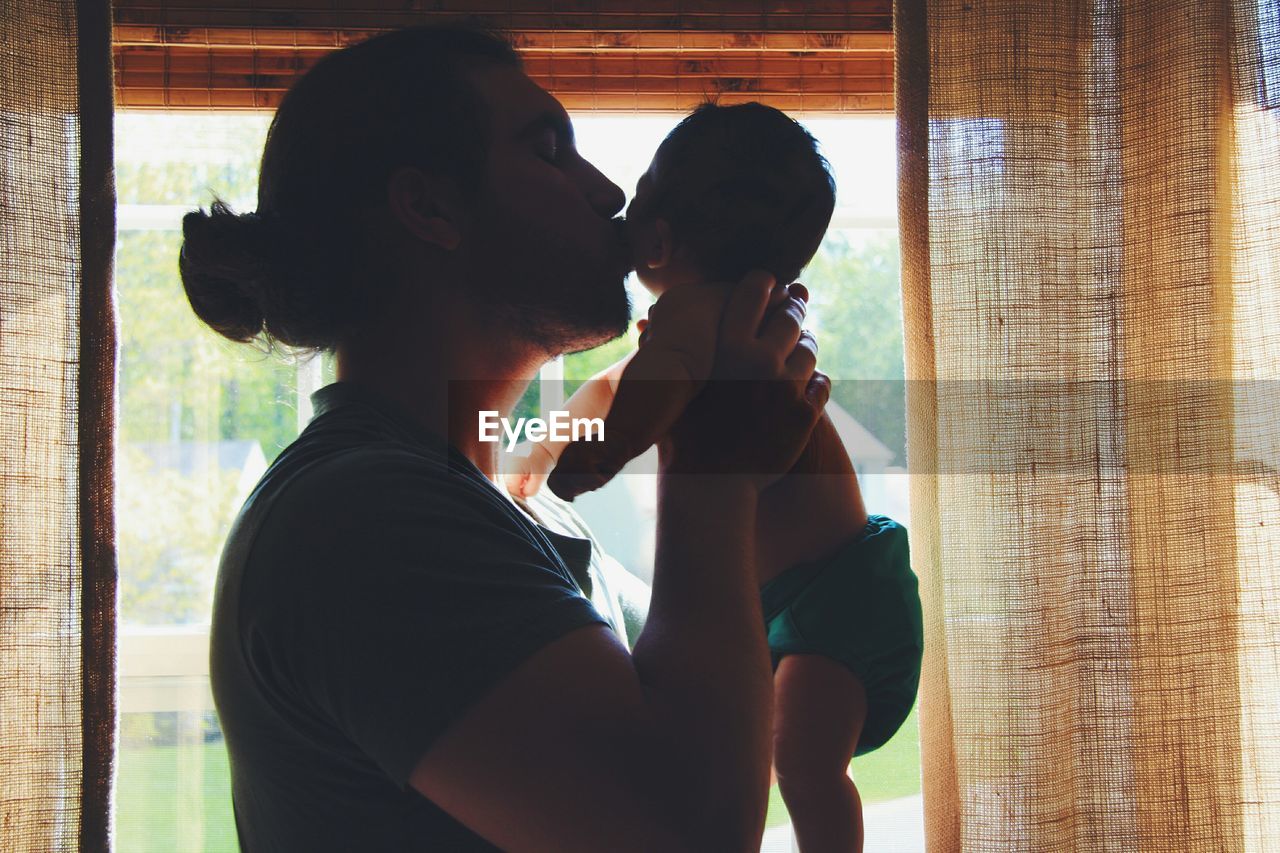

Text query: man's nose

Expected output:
[580,160,626,218]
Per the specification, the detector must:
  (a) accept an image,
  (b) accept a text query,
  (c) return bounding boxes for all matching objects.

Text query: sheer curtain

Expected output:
[0,1,117,850]
[898,0,1280,848]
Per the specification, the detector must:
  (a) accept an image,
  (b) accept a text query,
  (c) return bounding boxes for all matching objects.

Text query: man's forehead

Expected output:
[467,63,569,134]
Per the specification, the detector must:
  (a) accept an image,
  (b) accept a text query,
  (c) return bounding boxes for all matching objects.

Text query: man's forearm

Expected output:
[629,472,773,851]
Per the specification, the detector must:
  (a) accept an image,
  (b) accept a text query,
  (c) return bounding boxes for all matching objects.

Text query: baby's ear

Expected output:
[644,218,675,270]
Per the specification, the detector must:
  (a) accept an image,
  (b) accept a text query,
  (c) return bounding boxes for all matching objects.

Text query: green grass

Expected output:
[849,702,923,803]
[115,740,238,852]
[765,703,921,829]
[115,705,921,843]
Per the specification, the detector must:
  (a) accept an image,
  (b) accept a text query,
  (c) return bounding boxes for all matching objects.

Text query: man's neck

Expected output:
[335,307,548,483]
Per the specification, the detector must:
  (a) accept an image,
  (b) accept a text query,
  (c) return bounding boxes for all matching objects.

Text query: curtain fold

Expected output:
[0,1,118,850]
[898,0,1280,849]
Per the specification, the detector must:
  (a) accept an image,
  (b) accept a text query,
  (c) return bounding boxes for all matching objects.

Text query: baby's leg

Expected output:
[755,412,868,586]
[772,654,868,853]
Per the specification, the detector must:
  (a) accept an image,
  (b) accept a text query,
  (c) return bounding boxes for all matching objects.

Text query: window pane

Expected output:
[116,709,234,852]
[115,112,282,852]
[116,113,284,631]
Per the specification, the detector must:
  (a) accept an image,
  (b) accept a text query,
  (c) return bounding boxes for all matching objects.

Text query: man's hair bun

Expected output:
[180,200,342,353]
[179,200,280,346]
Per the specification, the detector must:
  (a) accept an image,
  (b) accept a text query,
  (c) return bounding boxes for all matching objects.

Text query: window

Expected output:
[1259,0,1280,110]
[115,111,271,853]
[113,111,919,852]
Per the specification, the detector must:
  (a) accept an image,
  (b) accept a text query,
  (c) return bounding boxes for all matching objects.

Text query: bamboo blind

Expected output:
[112,1,894,112]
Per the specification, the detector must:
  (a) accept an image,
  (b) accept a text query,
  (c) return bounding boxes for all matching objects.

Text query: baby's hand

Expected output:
[546,441,615,502]
[503,442,556,498]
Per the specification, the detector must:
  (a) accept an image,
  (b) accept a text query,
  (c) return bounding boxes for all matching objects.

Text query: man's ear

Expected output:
[643,218,674,270]
[386,167,464,251]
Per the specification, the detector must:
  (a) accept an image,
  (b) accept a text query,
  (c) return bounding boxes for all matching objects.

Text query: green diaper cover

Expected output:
[760,514,923,757]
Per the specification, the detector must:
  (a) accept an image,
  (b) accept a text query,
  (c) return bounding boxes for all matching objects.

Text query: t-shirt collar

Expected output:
[310,380,463,459]
[308,381,521,494]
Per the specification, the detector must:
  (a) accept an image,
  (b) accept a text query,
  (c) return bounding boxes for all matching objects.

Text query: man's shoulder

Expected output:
[287,442,458,486]
[237,442,565,623]
[278,443,511,528]
[227,431,514,573]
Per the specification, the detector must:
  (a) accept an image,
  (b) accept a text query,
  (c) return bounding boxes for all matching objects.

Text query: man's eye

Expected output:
[535,130,559,163]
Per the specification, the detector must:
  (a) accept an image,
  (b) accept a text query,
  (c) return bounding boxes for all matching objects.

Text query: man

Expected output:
[196,24,828,851]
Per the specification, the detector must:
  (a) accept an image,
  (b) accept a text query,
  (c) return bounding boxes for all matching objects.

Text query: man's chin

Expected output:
[557,291,632,355]
[488,276,631,356]
[558,323,626,356]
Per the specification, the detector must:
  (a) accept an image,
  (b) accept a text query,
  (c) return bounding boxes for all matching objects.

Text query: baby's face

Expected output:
[623,165,658,289]
[624,157,688,297]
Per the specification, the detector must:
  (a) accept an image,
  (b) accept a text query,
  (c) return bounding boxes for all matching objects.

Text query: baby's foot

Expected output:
[503,442,556,498]
[546,441,622,501]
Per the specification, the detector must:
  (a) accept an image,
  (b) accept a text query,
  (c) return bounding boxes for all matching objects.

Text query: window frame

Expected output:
[113,109,911,853]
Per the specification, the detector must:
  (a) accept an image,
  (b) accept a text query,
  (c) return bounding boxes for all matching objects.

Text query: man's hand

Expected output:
[659,272,828,492]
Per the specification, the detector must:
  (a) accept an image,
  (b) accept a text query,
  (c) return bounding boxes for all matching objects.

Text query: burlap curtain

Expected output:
[0,1,117,850]
[898,0,1280,849]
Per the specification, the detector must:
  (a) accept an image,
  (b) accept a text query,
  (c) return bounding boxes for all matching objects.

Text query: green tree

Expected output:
[116,444,243,625]
[115,114,304,626]
[803,231,907,463]
[116,229,304,459]
[562,330,639,398]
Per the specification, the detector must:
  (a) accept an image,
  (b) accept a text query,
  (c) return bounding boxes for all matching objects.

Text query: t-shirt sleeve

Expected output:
[266,449,612,790]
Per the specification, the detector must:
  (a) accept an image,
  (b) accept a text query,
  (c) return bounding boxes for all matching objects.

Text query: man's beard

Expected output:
[488,288,630,356]
[462,216,634,356]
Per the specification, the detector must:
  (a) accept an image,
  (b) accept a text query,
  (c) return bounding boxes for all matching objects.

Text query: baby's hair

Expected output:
[636,101,837,287]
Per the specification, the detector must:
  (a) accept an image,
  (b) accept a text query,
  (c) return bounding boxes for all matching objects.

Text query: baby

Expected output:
[504,102,923,852]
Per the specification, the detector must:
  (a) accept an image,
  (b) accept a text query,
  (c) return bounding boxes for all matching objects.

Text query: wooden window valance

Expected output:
[112,1,894,113]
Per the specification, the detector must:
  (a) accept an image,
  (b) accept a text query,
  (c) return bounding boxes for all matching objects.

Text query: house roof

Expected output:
[824,400,895,465]
[130,440,265,476]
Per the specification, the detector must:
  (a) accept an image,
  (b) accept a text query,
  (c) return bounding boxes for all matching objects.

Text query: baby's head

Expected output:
[625,101,836,296]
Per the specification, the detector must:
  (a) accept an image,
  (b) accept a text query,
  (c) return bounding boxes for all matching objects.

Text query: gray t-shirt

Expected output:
[209,381,623,851]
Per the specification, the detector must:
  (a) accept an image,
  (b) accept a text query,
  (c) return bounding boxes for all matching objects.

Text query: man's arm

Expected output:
[311,446,765,851]
[409,274,814,852]
[409,476,768,853]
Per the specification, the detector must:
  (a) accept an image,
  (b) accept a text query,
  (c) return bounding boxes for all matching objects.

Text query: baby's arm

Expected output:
[504,353,632,498]
[542,352,634,462]
[532,276,726,460]
[545,283,729,500]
